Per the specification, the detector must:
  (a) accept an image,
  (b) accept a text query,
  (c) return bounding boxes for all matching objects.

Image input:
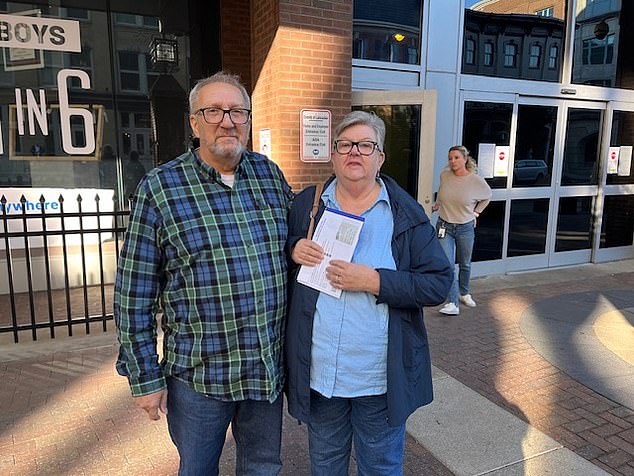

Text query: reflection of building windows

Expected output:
[465,38,476,65]
[353,26,420,65]
[504,42,517,67]
[117,51,161,92]
[115,13,159,28]
[41,52,65,87]
[529,44,541,69]
[548,45,558,69]
[582,34,614,65]
[145,54,159,90]
[41,49,93,88]
[484,41,494,66]
[119,51,140,91]
[536,7,554,17]
[68,48,92,88]
[61,7,89,20]
[120,112,151,157]
[70,117,87,148]
[352,0,421,65]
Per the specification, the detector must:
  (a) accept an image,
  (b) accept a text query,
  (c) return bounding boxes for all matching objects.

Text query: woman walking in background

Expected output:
[433,145,491,316]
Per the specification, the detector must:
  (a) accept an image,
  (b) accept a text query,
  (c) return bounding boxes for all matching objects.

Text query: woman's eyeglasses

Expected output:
[333,140,380,156]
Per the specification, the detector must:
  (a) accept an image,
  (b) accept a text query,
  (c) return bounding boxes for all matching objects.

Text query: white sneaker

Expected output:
[439,303,460,315]
[460,294,477,307]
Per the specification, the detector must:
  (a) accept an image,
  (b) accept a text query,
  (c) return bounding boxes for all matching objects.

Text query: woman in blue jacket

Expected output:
[286,111,452,475]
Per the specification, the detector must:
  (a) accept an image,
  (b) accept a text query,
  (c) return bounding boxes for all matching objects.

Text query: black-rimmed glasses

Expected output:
[333,140,380,156]
[195,107,251,125]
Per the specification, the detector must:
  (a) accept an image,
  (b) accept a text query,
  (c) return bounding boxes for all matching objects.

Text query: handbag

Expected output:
[306,182,324,239]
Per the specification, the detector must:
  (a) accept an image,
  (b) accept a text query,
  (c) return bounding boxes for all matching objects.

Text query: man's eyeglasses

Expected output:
[195,107,251,125]
[333,140,380,156]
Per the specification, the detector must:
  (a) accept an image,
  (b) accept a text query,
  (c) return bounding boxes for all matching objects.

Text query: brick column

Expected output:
[250,0,353,191]
[220,0,252,91]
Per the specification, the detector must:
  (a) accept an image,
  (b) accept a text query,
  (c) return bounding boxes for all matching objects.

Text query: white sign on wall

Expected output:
[0,13,81,52]
[300,109,331,163]
[259,128,271,158]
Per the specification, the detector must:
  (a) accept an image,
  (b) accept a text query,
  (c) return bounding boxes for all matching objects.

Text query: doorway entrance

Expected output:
[461,93,634,275]
[352,90,437,214]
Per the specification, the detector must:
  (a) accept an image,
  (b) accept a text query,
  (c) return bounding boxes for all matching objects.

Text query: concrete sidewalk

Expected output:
[0,259,633,475]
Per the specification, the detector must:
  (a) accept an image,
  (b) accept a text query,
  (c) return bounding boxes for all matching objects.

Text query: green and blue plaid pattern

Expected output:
[115,150,292,401]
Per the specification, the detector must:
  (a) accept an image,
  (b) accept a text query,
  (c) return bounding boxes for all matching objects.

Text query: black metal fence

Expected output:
[0,193,129,343]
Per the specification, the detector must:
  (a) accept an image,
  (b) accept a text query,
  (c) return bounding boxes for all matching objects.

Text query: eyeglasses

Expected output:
[195,107,251,125]
[334,140,380,156]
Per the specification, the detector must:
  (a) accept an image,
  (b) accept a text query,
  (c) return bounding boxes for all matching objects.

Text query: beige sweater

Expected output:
[436,169,492,224]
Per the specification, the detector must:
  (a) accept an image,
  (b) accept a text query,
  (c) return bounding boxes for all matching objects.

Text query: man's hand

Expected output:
[135,389,168,421]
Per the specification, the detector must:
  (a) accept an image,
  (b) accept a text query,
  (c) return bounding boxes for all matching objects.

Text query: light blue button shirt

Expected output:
[310,178,396,398]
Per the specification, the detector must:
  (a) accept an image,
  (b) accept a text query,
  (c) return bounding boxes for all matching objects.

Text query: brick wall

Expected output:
[220,0,252,91]
[250,0,353,192]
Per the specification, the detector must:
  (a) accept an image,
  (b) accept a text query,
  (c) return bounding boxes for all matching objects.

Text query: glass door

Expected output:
[505,97,561,272]
[548,100,605,267]
[351,90,437,214]
[595,102,634,262]
[462,93,609,274]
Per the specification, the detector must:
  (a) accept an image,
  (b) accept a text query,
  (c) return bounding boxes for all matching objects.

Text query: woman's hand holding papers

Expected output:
[291,238,324,267]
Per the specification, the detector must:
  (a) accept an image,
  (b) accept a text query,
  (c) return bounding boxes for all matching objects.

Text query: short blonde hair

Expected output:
[448,145,477,173]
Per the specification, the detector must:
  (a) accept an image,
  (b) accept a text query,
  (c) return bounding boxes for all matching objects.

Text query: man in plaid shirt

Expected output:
[114,72,292,475]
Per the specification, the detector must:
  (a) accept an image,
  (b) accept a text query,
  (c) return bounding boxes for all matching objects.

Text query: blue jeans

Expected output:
[436,218,475,305]
[308,390,405,476]
[166,377,282,476]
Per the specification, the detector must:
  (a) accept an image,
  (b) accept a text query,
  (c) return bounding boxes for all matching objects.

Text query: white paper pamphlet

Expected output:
[477,143,496,178]
[296,207,364,298]
[618,145,632,177]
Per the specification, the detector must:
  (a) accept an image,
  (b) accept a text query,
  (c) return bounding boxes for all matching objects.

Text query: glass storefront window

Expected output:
[555,196,593,252]
[607,110,634,185]
[0,1,191,206]
[561,108,602,186]
[473,200,505,261]
[508,198,549,257]
[353,0,421,65]
[462,101,512,189]
[513,105,557,188]
[463,1,566,82]
[572,0,634,89]
[600,195,634,248]
[353,104,421,197]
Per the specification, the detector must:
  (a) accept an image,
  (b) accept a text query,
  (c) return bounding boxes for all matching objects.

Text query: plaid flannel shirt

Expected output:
[114,149,292,401]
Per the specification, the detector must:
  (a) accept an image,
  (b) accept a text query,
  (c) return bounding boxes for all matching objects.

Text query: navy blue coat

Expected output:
[285,175,452,426]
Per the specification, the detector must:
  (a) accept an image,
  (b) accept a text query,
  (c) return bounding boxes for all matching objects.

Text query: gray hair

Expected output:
[333,110,386,151]
[188,72,251,113]
[448,145,477,173]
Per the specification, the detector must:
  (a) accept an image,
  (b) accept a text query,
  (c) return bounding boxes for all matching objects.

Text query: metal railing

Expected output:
[0,193,129,343]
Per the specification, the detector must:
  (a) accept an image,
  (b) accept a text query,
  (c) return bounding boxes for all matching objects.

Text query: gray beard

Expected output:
[209,142,244,160]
